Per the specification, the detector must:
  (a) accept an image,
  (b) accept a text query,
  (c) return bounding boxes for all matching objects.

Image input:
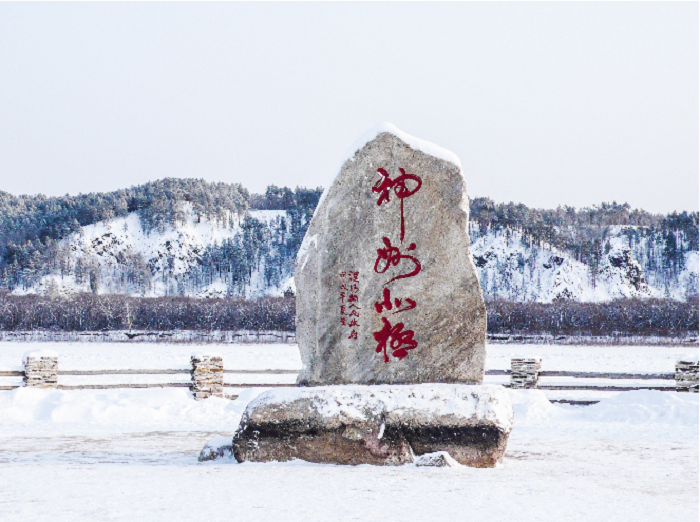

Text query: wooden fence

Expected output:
[3,353,697,404]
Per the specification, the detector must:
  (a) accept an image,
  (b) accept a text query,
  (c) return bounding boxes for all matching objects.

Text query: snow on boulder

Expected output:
[677,353,699,365]
[313,123,462,221]
[199,437,235,462]
[232,384,513,468]
[414,451,462,468]
[22,349,58,364]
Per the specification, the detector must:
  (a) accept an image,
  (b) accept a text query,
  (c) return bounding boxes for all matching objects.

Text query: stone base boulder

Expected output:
[232,384,513,468]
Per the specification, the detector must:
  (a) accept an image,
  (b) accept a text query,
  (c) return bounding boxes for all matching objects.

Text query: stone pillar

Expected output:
[675,357,699,393]
[191,354,224,400]
[510,358,542,389]
[23,350,59,388]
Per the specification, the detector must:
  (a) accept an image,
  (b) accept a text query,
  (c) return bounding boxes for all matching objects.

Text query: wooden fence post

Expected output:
[510,358,542,389]
[23,350,59,388]
[191,353,224,400]
[675,357,699,393]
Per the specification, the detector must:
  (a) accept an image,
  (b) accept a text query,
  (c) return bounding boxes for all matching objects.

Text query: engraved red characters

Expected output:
[339,271,360,340]
[374,288,417,314]
[371,167,422,363]
[373,317,418,363]
[372,168,422,242]
[374,237,421,285]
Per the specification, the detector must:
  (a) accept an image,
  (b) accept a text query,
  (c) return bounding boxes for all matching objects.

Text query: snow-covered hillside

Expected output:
[12,211,698,303]
[471,225,696,303]
[13,206,295,299]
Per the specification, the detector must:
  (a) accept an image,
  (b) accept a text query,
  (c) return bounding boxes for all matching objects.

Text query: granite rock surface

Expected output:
[231,384,513,468]
[296,124,486,385]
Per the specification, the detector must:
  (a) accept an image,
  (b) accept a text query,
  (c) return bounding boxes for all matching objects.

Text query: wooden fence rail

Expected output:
[2,353,696,403]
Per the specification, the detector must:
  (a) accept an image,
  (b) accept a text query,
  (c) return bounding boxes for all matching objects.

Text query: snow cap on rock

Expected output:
[190,352,223,359]
[311,123,463,223]
[22,349,59,364]
[677,353,699,364]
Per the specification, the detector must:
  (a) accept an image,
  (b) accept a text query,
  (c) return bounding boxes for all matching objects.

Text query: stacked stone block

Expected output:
[191,354,224,400]
[23,352,59,388]
[510,358,542,389]
[675,358,699,393]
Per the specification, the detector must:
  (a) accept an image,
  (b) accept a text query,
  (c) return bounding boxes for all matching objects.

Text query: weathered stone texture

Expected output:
[191,354,224,400]
[232,384,512,468]
[23,355,58,388]
[676,359,699,393]
[295,129,486,386]
[510,358,542,389]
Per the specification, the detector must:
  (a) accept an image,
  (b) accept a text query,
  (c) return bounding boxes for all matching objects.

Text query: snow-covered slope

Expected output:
[13,210,697,302]
[471,225,695,303]
[13,206,295,299]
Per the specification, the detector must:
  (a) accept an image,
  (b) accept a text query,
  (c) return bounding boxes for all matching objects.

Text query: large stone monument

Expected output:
[230,123,512,468]
[294,123,486,385]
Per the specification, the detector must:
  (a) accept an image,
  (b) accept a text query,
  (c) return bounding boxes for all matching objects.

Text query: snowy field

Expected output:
[0,342,697,521]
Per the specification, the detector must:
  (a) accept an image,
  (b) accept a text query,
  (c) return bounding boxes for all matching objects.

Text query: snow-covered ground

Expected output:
[0,342,697,521]
[0,386,696,521]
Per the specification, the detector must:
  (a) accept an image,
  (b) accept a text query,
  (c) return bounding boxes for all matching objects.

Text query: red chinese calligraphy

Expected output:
[374,288,417,314]
[340,270,360,340]
[393,299,416,314]
[373,168,422,242]
[374,237,421,285]
[374,288,392,313]
[369,167,422,363]
[373,317,418,363]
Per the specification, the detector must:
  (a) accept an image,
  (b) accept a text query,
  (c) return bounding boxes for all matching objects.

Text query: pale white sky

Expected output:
[0,2,697,213]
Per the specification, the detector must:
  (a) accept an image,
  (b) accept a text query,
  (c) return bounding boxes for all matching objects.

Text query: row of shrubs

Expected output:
[0,293,696,337]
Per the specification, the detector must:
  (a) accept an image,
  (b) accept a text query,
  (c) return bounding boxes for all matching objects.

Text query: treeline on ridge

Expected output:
[470,198,698,275]
[0,180,324,294]
[1,178,697,298]
[0,294,696,337]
